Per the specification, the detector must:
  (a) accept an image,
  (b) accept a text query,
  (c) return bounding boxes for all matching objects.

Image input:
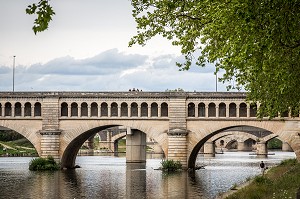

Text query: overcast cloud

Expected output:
[0,49,225,91]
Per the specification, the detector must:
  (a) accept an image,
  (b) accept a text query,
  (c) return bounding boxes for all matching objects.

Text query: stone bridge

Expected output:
[0,91,300,169]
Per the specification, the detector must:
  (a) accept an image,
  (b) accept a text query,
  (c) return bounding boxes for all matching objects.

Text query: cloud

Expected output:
[0,49,229,92]
[24,49,148,75]
[0,65,10,74]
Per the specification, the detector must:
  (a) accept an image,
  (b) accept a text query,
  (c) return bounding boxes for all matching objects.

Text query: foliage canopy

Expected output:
[129,0,300,118]
[26,0,300,118]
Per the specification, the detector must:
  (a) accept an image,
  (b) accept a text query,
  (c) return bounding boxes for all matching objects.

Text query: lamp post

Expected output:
[12,55,16,93]
[215,68,218,92]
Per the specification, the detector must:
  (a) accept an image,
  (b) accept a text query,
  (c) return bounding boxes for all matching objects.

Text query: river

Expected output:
[0,151,295,199]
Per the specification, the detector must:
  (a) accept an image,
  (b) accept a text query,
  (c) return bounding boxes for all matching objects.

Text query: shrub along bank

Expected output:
[226,159,300,199]
[29,156,60,171]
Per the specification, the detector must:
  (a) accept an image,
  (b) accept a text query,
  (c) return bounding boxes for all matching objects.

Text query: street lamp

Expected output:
[12,55,16,93]
[215,68,218,92]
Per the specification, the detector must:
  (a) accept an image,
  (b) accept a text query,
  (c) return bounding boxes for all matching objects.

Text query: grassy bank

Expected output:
[226,159,300,199]
[0,140,37,156]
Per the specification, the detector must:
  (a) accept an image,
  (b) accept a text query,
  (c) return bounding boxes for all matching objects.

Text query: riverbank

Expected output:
[218,159,300,199]
[0,141,37,156]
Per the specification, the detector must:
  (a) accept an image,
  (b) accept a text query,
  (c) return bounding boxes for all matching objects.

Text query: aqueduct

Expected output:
[0,91,299,169]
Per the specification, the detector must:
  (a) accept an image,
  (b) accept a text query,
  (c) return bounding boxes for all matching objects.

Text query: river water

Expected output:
[0,151,295,199]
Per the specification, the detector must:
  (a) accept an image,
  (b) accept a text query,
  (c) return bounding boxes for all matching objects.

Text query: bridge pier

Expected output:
[87,136,94,155]
[126,129,146,163]
[204,142,215,157]
[282,142,293,152]
[256,141,268,158]
[40,130,61,161]
[237,141,247,151]
[168,133,188,168]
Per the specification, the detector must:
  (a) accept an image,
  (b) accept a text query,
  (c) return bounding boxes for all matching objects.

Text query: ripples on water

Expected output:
[0,152,296,199]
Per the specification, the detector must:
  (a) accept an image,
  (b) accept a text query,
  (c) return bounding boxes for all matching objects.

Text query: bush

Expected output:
[161,159,182,172]
[280,158,297,166]
[254,176,272,185]
[29,156,60,171]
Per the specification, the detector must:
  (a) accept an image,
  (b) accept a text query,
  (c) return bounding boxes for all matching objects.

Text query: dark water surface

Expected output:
[0,152,295,199]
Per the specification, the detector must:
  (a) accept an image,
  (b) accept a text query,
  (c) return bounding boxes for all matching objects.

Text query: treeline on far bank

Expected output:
[267,138,282,149]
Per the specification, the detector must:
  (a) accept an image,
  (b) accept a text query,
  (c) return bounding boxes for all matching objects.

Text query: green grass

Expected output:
[226,158,300,199]
[10,138,35,148]
[0,141,37,156]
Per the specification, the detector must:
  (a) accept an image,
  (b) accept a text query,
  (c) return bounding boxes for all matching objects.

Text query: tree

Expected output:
[26,0,300,118]
[26,0,55,34]
[129,0,300,118]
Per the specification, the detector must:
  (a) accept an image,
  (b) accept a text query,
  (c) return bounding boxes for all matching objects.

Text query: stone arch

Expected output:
[261,134,278,142]
[5,102,12,116]
[229,103,236,117]
[151,102,158,117]
[0,122,41,156]
[187,120,287,169]
[60,120,169,169]
[131,102,138,117]
[208,103,216,117]
[91,102,98,117]
[198,103,205,117]
[219,102,226,117]
[161,102,168,117]
[250,103,257,117]
[101,102,108,116]
[81,102,88,117]
[111,131,127,142]
[15,102,21,116]
[141,102,148,117]
[210,131,258,151]
[239,103,247,117]
[111,102,118,117]
[24,102,31,117]
[61,102,68,117]
[225,139,238,149]
[211,131,259,143]
[0,103,2,116]
[121,102,128,117]
[71,102,78,117]
[111,131,127,152]
[34,102,41,117]
[188,103,195,117]
[220,139,225,146]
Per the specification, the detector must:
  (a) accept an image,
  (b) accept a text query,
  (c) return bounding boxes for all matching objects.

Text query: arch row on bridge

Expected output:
[0,100,294,119]
[187,102,291,118]
[60,101,169,118]
[0,102,41,117]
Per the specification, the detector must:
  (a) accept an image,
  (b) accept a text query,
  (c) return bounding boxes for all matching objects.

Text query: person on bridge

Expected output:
[260,161,266,175]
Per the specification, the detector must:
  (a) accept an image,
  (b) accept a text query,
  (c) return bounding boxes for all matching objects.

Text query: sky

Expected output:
[0,0,229,92]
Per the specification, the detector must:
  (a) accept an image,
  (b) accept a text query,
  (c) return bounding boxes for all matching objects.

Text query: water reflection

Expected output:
[0,151,296,199]
[126,163,146,199]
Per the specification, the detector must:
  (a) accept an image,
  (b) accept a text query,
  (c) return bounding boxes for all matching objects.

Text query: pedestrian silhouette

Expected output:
[260,161,266,175]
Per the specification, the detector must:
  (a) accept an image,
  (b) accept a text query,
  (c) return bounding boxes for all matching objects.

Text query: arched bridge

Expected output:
[0,91,300,169]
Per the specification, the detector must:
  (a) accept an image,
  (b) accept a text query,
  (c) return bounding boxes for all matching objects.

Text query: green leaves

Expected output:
[130,0,300,118]
[26,0,55,34]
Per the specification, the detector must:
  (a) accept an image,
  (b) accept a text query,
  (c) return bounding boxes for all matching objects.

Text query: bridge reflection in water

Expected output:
[0,151,296,199]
